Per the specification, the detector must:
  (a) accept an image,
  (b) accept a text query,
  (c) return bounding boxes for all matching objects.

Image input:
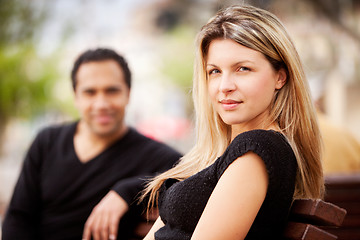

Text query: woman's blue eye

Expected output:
[239,67,250,71]
[209,69,220,75]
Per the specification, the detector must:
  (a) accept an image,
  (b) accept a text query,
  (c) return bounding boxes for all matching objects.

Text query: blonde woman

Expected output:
[142,5,324,240]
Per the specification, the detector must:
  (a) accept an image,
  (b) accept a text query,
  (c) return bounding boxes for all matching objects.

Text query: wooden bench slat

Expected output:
[329,202,360,215]
[341,214,360,227]
[283,222,338,240]
[132,208,158,238]
[325,228,360,240]
[325,174,360,187]
[133,222,153,238]
[289,199,347,226]
[322,174,360,239]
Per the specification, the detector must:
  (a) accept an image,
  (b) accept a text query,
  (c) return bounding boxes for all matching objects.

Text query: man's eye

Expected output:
[84,90,95,95]
[107,88,121,94]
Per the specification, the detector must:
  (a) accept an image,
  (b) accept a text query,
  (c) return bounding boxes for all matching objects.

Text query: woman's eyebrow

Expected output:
[206,60,255,68]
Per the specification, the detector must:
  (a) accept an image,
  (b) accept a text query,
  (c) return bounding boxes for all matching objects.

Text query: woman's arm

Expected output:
[191,151,269,240]
[143,216,165,240]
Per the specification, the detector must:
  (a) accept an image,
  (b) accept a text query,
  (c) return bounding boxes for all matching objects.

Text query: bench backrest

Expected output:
[321,174,360,240]
[132,198,347,240]
[284,198,347,240]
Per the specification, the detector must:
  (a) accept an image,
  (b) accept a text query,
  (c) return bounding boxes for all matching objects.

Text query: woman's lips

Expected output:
[219,99,242,110]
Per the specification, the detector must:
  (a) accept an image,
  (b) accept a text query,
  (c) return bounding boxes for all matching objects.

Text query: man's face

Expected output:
[74,60,130,137]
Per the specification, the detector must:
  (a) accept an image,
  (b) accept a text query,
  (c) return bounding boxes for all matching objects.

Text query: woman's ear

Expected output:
[275,68,287,90]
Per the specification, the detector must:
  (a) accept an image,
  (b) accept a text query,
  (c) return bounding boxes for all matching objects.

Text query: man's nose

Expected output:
[93,94,110,108]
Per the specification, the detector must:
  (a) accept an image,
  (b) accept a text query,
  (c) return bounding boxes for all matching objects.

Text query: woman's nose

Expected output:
[219,74,236,93]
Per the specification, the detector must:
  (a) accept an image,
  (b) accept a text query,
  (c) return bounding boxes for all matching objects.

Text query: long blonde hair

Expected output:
[141,5,324,209]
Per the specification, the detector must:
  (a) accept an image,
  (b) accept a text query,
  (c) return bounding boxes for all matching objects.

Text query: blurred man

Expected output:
[2,48,181,240]
[317,111,360,173]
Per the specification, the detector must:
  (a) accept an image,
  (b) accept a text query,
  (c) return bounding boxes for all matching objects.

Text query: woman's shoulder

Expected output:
[217,129,297,180]
[215,129,297,203]
[228,129,292,158]
[233,129,287,145]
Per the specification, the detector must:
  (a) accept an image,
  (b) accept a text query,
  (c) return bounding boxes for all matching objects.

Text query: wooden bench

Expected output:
[284,199,346,240]
[321,174,360,240]
[132,198,346,239]
[132,208,159,239]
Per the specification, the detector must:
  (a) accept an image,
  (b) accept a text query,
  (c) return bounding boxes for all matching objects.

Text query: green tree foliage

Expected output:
[0,46,58,120]
[161,26,194,89]
[0,0,59,151]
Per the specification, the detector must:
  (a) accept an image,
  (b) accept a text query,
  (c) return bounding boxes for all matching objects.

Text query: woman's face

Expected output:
[206,39,286,133]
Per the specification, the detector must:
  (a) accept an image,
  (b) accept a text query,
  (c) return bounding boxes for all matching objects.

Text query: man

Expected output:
[2,48,181,240]
[317,111,360,173]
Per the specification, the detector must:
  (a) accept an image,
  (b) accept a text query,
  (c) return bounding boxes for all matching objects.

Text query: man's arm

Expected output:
[2,132,44,239]
[82,190,128,240]
[82,142,181,240]
[81,175,154,240]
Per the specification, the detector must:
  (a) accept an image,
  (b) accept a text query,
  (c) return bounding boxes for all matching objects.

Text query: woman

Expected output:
[142,5,324,240]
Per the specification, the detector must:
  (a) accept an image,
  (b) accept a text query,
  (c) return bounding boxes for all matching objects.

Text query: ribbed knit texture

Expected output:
[156,129,297,240]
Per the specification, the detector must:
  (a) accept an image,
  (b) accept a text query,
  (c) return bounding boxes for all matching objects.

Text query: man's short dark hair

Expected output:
[71,48,131,90]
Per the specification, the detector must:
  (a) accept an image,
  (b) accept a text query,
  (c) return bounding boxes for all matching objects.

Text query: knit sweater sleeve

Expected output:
[2,127,53,239]
[111,134,181,206]
[216,130,297,200]
[112,177,146,205]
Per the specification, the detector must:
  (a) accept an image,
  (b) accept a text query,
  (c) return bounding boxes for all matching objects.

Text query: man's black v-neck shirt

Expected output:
[3,122,181,240]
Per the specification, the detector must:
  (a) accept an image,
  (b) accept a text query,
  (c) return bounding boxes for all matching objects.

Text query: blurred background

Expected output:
[1,0,360,233]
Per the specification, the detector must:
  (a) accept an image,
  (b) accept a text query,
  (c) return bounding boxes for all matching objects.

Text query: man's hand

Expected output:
[82,190,129,240]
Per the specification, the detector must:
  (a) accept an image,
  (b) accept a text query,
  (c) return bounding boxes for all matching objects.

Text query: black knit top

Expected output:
[156,130,297,240]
